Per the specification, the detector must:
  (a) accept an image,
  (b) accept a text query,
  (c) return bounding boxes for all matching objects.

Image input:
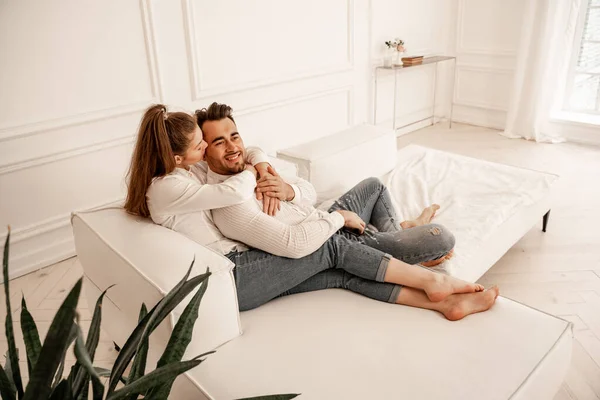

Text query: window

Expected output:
[565,0,600,113]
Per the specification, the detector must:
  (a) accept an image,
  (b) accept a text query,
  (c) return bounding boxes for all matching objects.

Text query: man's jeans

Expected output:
[227,177,455,311]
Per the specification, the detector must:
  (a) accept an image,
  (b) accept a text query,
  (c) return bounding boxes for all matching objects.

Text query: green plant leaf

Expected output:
[107,355,208,400]
[73,325,104,400]
[48,379,73,400]
[74,325,101,379]
[235,395,300,400]
[2,227,24,398]
[138,303,147,323]
[126,303,151,395]
[23,278,82,400]
[76,382,88,400]
[0,363,16,400]
[3,351,15,389]
[20,296,42,376]
[70,285,112,398]
[93,367,111,377]
[146,275,210,398]
[107,261,209,395]
[53,325,77,391]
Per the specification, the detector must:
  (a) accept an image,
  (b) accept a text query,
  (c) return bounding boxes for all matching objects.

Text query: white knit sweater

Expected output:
[146,147,269,255]
[208,170,345,259]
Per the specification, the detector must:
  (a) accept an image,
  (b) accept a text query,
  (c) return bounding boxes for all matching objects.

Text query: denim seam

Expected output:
[379,188,401,232]
[375,253,392,282]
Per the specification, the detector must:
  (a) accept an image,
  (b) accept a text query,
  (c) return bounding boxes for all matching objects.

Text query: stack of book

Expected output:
[401,56,424,66]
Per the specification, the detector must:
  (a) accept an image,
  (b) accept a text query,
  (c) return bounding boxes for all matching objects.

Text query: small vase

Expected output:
[383,48,394,67]
[394,51,404,66]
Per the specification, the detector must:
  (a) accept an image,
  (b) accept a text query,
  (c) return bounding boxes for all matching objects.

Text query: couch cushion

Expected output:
[189,289,572,400]
[72,208,242,355]
[277,124,396,202]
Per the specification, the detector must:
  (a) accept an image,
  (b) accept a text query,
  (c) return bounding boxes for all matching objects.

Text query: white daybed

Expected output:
[72,124,570,399]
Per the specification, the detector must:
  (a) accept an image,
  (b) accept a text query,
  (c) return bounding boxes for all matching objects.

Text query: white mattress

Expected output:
[384,145,559,281]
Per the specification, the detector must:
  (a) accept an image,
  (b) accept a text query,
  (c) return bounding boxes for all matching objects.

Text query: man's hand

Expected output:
[256,166,295,201]
[261,194,281,216]
[254,162,270,201]
[253,163,281,216]
[335,210,366,234]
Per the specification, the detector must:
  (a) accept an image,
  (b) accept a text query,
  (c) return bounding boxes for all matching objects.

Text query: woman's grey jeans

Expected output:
[226,177,455,311]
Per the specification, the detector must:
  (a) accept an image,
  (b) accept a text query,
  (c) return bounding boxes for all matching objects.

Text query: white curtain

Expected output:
[502,0,581,143]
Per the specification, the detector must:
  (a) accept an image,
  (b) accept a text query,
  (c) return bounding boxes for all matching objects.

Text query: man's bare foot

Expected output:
[424,273,484,302]
[421,249,454,267]
[400,204,440,229]
[440,286,500,321]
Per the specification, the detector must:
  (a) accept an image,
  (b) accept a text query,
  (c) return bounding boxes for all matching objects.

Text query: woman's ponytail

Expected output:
[124,104,197,217]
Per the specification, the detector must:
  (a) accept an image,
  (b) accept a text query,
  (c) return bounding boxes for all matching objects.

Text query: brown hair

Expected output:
[195,102,236,130]
[124,104,197,218]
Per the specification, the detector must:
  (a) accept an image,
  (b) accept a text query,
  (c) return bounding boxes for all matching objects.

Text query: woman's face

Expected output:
[177,125,207,168]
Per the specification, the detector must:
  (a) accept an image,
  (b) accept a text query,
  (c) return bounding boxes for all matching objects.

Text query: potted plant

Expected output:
[0,228,299,400]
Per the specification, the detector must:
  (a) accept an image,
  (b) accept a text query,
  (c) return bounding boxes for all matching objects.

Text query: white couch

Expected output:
[72,125,571,399]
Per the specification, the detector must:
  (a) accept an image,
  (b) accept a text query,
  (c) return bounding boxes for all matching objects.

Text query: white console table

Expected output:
[373,55,456,131]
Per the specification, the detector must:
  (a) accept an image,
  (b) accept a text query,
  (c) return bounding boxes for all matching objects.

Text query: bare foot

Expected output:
[421,249,454,267]
[440,286,500,321]
[424,273,485,302]
[400,204,440,229]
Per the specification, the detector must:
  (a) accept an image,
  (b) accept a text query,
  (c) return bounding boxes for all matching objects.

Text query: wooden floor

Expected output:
[2,123,600,399]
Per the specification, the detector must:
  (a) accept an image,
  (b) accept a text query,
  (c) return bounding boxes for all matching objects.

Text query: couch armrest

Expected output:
[72,207,242,355]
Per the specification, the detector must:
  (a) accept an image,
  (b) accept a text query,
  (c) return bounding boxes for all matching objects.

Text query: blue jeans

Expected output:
[227,177,455,311]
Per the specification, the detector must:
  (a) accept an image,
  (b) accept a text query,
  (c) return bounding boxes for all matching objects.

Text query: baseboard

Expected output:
[375,107,450,137]
[1,198,123,282]
[452,104,507,130]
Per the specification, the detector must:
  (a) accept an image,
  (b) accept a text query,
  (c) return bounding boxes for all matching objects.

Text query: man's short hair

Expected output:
[195,102,236,130]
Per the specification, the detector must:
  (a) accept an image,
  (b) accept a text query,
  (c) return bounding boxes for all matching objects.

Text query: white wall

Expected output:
[0,0,372,280]
[452,0,527,129]
[0,0,470,280]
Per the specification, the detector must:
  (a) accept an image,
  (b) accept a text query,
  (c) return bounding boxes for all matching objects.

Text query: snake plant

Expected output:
[1,228,299,399]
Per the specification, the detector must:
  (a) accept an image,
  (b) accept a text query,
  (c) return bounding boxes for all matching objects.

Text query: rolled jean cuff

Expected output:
[387,285,402,303]
[375,253,392,282]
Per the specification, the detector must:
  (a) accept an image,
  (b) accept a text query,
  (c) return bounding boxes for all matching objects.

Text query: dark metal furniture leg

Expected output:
[542,210,551,232]
[114,342,121,352]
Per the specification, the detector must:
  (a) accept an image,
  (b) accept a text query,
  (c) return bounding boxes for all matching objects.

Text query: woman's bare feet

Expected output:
[421,249,454,267]
[424,273,484,302]
[440,286,500,321]
[400,204,440,230]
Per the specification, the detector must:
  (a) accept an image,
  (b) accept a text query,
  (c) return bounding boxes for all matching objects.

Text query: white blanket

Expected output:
[385,145,558,276]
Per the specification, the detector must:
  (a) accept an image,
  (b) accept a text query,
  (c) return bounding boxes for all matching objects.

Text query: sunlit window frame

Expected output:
[563,0,600,114]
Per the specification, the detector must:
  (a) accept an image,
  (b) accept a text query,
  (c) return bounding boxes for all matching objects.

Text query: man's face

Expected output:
[201,117,247,175]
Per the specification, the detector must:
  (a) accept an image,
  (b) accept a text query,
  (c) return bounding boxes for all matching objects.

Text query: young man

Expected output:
[195,102,499,320]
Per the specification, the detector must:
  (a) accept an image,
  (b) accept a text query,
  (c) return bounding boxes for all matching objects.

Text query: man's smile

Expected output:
[224,151,242,163]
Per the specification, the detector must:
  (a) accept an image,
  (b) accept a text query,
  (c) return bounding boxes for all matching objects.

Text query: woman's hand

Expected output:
[252,163,281,216]
[335,210,366,234]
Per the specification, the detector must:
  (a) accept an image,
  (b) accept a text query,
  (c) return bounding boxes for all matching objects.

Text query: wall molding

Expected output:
[456,0,518,57]
[0,0,161,143]
[182,0,355,100]
[0,135,134,175]
[454,64,513,112]
[1,197,124,283]
[234,85,354,123]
